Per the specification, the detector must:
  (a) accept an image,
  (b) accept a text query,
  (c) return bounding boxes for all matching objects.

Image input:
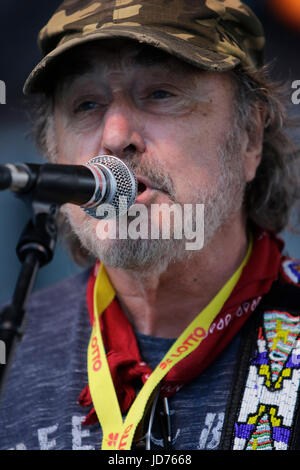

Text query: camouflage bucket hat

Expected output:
[23,0,265,94]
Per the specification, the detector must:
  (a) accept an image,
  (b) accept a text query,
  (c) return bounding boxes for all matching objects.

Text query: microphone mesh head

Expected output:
[84,155,137,220]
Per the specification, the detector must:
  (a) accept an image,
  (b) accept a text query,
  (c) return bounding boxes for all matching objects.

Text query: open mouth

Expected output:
[135,175,168,202]
[137,181,147,196]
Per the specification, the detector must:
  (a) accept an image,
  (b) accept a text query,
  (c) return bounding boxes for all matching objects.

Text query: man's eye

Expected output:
[149,90,174,100]
[75,101,99,112]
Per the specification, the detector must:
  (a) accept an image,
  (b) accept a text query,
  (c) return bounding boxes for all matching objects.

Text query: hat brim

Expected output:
[23,26,241,94]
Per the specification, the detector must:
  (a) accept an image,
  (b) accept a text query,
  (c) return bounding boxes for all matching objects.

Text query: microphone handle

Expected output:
[0,163,106,207]
[28,163,98,205]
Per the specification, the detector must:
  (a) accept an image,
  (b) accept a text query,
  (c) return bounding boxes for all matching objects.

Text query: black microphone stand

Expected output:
[0,197,59,396]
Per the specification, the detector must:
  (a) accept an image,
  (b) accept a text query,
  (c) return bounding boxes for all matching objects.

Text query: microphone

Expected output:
[0,155,137,220]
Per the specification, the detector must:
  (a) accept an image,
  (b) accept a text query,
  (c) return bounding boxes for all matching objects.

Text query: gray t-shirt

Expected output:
[0,270,239,450]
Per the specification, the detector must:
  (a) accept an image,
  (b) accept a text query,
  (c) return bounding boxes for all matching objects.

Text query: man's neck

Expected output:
[105,215,248,338]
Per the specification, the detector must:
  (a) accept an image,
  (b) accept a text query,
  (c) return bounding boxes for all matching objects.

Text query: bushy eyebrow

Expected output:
[52,40,212,108]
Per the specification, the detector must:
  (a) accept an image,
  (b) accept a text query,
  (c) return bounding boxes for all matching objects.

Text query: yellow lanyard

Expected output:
[87,238,252,450]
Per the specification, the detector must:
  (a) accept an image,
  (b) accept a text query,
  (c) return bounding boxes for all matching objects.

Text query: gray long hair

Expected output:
[27,64,300,267]
[233,65,299,234]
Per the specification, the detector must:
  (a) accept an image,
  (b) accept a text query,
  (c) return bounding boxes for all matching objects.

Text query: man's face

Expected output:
[52,41,247,272]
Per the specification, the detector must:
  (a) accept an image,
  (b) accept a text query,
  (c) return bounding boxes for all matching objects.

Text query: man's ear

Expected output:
[243,104,267,183]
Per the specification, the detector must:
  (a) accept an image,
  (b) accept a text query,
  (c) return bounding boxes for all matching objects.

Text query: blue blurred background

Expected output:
[0,0,299,304]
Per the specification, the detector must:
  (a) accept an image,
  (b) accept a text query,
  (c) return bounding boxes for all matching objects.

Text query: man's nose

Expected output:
[99,100,146,158]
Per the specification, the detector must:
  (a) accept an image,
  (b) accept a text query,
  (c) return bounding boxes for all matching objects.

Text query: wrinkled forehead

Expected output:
[47,38,210,93]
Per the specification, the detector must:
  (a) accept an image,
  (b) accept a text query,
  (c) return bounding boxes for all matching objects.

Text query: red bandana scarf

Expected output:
[79,229,284,425]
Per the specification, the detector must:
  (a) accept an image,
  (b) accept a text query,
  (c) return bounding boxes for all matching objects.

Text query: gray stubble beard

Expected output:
[63,122,246,277]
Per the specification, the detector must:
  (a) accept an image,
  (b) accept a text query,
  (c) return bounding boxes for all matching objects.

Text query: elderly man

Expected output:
[0,0,299,451]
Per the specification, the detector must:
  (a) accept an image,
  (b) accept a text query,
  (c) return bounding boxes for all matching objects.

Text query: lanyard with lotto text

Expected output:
[88,239,252,450]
